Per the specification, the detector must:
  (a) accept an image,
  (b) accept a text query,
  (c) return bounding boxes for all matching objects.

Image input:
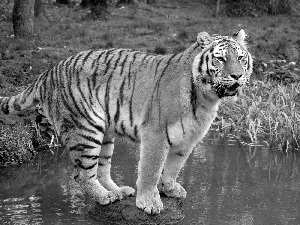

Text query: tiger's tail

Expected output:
[0,75,44,123]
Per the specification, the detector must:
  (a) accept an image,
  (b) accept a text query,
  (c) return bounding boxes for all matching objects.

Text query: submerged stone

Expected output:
[88,196,185,224]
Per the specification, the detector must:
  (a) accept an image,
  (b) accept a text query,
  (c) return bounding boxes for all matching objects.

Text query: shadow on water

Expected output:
[1,137,300,224]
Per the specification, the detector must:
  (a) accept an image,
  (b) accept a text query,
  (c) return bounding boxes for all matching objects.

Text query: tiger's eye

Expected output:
[237,56,244,61]
[216,57,225,63]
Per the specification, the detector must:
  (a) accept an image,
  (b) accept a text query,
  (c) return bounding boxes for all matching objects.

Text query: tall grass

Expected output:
[0,124,35,166]
[218,80,300,151]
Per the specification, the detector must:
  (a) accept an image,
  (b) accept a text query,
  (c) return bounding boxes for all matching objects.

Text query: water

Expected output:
[1,137,300,225]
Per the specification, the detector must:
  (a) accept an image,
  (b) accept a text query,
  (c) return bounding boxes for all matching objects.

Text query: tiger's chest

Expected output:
[167,110,218,147]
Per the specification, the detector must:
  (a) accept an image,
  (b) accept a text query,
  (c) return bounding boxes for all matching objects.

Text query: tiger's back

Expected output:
[38,49,182,140]
[0,30,253,214]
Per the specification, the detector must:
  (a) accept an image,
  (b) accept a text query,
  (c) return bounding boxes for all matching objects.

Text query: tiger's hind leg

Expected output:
[62,128,119,205]
[97,134,135,198]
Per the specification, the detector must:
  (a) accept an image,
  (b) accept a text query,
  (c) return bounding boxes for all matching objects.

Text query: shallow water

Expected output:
[1,137,300,225]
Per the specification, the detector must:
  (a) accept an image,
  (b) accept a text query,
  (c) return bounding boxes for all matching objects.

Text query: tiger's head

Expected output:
[192,29,253,99]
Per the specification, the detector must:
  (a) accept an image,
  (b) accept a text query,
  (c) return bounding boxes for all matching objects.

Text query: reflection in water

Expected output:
[0,150,92,225]
[181,139,300,225]
[1,138,300,224]
[1,196,42,224]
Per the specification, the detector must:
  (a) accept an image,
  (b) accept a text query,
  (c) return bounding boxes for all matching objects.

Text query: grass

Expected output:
[0,119,63,166]
[0,124,35,166]
[217,79,300,151]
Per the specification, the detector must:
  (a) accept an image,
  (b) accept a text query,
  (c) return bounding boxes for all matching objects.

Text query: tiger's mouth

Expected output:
[224,82,240,96]
[215,82,240,98]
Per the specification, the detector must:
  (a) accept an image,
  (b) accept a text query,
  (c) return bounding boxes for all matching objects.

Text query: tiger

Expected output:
[0,29,253,214]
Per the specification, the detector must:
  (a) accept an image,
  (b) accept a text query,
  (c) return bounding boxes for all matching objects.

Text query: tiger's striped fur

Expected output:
[0,30,253,214]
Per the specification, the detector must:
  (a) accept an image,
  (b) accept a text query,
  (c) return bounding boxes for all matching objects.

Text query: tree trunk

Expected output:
[34,0,46,18]
[81,0,108,19]
[215,0,221,16]
[12,0,35,38]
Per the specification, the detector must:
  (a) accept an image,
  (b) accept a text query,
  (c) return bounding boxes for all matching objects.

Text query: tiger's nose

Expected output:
[230,74,242,80]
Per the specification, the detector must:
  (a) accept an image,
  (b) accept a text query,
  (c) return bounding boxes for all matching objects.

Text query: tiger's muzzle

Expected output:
[215,79,241,98]
[224,82,240,96]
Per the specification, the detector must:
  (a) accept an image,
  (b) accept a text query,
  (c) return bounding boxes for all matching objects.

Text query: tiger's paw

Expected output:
[119,186,135,197]
[162,182,187,198]
[96,191,120,205]
[106,186,135,200]
[136,190,163,214]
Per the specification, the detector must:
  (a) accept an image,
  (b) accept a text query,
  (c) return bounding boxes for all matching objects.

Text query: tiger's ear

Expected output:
[234,29,247,47]
[197,32,213,47]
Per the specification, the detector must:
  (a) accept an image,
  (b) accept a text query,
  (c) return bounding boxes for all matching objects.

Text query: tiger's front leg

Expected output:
[136,130,170,214]
[160,143,195,199]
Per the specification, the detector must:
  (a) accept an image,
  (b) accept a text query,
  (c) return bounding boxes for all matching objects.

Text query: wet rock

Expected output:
[88,196,185,225]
